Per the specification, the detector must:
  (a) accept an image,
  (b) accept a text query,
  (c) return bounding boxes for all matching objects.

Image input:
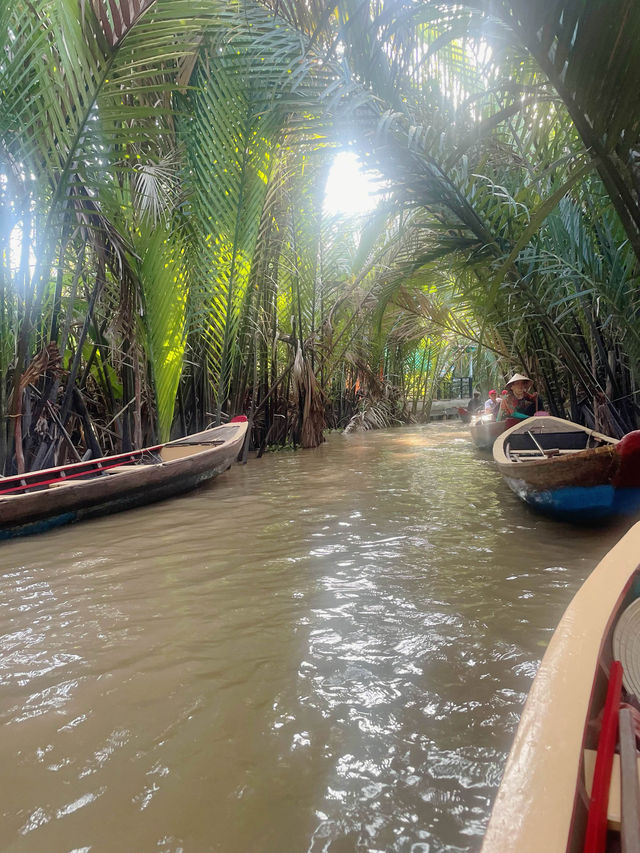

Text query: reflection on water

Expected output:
[0,423,628,852]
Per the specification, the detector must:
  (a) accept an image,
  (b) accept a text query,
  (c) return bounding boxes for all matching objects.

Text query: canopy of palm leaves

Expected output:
[1,0,639,475]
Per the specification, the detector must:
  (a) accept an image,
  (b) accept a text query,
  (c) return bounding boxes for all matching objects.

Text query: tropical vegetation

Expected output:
[1,0,639,474]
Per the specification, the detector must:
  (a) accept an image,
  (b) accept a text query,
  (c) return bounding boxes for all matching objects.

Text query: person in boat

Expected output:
[483,389,499,420]
[497,373,539,421]
[467,391,482,414]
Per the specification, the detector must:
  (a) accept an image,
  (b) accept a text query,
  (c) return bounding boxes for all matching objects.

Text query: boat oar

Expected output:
[526,430,546,457]
[583,660,623,853]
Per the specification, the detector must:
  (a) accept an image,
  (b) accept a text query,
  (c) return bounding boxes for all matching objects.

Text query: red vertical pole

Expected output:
[583,660,624,853]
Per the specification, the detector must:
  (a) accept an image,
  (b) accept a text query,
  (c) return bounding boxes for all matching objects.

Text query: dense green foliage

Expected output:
[1,0,640,474]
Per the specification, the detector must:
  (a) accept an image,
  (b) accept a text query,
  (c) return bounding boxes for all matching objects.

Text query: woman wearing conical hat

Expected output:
[497,372,540,422]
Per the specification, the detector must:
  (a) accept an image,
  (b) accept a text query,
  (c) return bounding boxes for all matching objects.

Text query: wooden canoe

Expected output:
[469,417,507,451]
[0,418,248,540]
[493,415,640,521]
[482,520,640,853]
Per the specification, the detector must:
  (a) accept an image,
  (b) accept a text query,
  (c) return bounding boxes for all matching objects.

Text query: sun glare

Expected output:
[324,151,381,216]
[9,224,36,279]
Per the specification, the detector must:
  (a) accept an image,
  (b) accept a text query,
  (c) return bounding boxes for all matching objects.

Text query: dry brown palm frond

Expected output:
[343,397,404,433]
[292,343,326,448]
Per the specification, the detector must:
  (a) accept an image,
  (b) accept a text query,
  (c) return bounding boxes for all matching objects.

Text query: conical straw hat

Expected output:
[613,598,640,698]
[505,372,532,387]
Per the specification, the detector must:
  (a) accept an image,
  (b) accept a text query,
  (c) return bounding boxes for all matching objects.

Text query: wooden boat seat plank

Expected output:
[619,708,640,852]
[160,444,213,462]
[508,448,589,461]
[584,747,640,832]
[166,439,224,447]
[49,478,97,487]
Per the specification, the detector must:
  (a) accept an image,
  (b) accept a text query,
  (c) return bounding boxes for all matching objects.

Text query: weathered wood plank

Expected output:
[619,707,640,853]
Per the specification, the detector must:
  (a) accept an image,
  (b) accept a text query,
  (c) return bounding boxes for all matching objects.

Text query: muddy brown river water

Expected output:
[0,423,630,852]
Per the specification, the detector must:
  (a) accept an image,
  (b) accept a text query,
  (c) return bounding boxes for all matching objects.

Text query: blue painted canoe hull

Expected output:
[504,478,640,522]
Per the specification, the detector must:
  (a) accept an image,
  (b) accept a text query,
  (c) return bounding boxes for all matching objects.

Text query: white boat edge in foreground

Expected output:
[481,520,640,852]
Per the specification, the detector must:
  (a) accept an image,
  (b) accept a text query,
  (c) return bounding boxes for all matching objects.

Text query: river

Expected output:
[0,423,629,852]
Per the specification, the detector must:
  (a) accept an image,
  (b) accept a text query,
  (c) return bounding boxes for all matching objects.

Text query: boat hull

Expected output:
[0,421,247,540]
[493,416,640,522]
[469,419,506,450]
[502,477,640,522]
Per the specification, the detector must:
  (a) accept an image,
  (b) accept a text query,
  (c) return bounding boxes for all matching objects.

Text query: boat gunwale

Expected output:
[0,422,245,501]
[492,416,618,469]
[481,521,640,853]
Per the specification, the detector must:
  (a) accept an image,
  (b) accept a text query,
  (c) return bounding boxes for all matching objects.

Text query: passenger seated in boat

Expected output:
[467,391,482,414]
[497,373,539,422]
[484,390,499,420]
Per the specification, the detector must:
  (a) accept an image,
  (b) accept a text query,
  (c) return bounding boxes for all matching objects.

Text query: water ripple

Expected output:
[0,423,626,852]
